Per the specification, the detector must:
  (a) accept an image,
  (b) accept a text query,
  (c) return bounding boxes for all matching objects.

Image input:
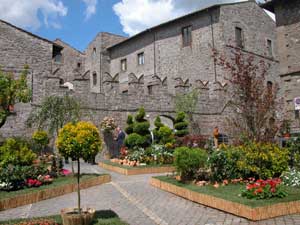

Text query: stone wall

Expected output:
[0,20,55,138]
[53,39,85,82]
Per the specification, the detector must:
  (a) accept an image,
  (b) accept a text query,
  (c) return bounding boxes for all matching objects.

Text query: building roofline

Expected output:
[54,38,84,55]
[0,19,63,49]
[107,0,250,50]
[260,0,276,12]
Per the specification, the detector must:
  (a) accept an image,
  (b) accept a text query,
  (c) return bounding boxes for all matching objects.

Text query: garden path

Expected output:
[0,162,300,225]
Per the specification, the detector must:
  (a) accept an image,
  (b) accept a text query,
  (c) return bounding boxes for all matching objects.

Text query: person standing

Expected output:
[115,126,125,158]
[213,126,219,148]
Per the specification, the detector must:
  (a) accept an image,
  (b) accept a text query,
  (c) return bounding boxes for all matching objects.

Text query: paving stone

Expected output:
[0,162,300,225]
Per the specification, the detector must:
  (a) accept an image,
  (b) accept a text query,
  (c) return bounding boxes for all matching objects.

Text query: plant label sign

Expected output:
[295,97,300,110]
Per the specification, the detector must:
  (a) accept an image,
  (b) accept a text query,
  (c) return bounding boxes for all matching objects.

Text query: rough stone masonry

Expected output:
[0,1,280,139]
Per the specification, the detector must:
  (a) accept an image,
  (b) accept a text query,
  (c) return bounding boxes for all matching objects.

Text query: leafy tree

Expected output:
[0,66,31,129]
[212,47,280,142]
[174,112,189,137]
[175,89,200,134]
[56,121,102,215]
[26,95,81,137]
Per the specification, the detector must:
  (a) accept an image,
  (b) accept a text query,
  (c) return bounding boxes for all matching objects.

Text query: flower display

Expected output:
[281,168,300,187]
[100,117,117,132]
[241,178,287,199]
[26,178,42,187]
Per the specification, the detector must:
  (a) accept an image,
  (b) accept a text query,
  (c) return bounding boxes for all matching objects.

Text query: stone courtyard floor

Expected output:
[1,162,300,225]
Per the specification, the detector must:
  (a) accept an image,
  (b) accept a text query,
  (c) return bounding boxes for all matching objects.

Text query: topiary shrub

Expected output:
[125,114,134,135]
[174,147,208,181]
[153,116,164,143]
[124,107,151,149]
[124,133,147,149]
[0,138,36,167]
[158,126,175,145]
[174,112,189,137]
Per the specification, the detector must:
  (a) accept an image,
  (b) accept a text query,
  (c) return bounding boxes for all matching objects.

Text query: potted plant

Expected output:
[56,121,102,225]
[100,117,117,159]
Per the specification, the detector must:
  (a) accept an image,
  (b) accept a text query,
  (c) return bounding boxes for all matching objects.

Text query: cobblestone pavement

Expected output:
[1,162,300,225]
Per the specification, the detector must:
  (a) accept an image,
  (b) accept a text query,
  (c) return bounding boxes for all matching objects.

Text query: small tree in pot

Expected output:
[56,121,102,225]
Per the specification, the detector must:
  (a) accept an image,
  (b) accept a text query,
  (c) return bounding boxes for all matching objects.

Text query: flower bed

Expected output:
[99,160,175,176]
[0,210,129,225]
[0,174,111,211]
[151,176,300,221]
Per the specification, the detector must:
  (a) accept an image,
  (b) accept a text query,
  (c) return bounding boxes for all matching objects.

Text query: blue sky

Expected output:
[36,0,125,51]
[0,0,273,52]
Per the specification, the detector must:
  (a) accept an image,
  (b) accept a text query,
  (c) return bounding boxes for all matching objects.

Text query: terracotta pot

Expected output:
[61,208,95,225]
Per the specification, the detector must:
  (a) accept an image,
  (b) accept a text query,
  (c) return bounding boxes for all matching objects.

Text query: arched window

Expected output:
[92,72,97,86]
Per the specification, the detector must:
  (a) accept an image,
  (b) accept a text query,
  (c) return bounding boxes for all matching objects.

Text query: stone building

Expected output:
[0,0,279,138]
[262,0,300,133]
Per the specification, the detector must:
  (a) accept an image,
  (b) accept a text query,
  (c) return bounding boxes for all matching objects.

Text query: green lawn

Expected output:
[102,160,173,170]
[155,176,300,208]
[0,174,104,200]
[0,210,129,225]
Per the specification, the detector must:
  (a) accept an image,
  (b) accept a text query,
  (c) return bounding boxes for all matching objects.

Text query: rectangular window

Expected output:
[92,72,97,86]
[182,26,192,47]
[138,52,145,65]
[147,85,153,95]
[54,53,62,63]
[235,27,243,48]
[267,39,273,57]
[121,59,127,71]
[77,62,81,68]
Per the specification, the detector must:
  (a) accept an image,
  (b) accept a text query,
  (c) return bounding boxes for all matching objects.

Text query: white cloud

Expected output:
[113,0,274,36]
[0,0,67,30]
[82,0,98,20]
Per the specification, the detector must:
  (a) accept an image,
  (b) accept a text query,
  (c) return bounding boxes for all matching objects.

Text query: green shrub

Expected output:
[135,107,146,121]
[0,138,36,167]
[174,147,207,181]
[287,137,300,169]
[124,133,147,149]
[158,126,175,145]
[153,116,164,143]
[209,145,243,182]
[124,107,151,149]
[32,130,49,154]
[0,164,48,191]
[133,121,150,135]
[125,114,134,135]
[174,112,189,137]
[237,142,289,179]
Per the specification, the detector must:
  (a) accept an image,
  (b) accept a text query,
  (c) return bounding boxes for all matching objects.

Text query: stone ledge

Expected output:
[99,162,175,176]
[0,174,111,211]
[150,177,300,221]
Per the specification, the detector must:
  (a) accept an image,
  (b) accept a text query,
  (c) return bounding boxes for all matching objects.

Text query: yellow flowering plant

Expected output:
[56,121,102,214]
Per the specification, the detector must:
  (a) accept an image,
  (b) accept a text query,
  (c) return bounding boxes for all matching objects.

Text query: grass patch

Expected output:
[102,160,173,170]
[155,176,300,208]
[0,174,104,201]
[0,210,129,225]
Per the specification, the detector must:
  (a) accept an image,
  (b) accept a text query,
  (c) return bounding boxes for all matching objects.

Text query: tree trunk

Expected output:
[77,159,81,215]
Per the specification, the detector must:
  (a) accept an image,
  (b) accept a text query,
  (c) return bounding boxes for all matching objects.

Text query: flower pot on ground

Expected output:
[57,121,102,225]
[100,117,117,158]
[61,208,95,225]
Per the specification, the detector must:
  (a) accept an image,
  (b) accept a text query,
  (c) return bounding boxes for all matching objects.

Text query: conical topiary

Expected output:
[153,116,164,143]
[125,114,134,135]
[174,112,189,137]
[124,107,151,149]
